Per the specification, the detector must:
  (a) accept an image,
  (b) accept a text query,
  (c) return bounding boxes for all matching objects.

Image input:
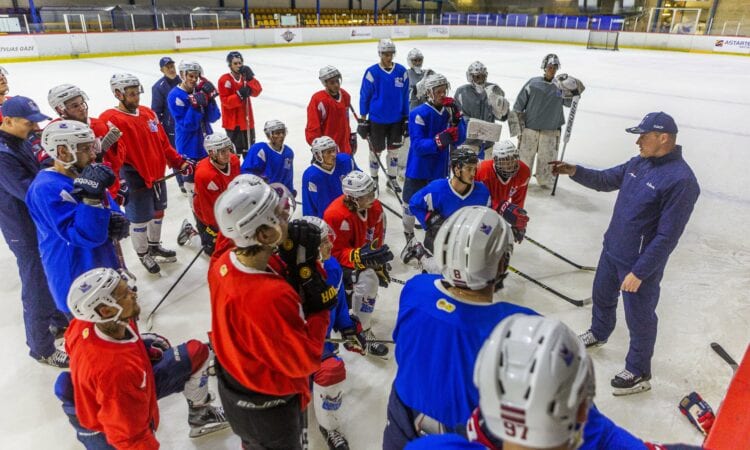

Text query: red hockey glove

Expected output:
[443,97,462,124]
[434,127,458,149]
[141,332,171,363]
[197,78,218,100]
[179,158,195,176]
[189,92,208,109]
[342,315,366,355]
[499,200,529,229]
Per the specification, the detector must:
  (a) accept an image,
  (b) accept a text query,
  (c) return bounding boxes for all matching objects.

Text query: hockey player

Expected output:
[0,96,69,367]
[306,65,355,155]
[404,315,648,450]
[209,177,335,449]
[402,73,467,244]
[383,206,536,449]
[241,119,295,195]
[323,171,393,357]
[454,61,510,159]
[475,140,530,243]
[302,215,372,450]
[56,267,228,448]
[358,38,410,192]
[100,73,194,274]
[48,83,126,202]
[511,54,584,188]
[551,112,699,395]
[218,51,262,157]
[399,48,434,182]
[151,56,185,193]
[301,136,357,218]
[167,60,221,203]
[405,148,490,260]
[191,133,240,255]
[26,120,128,314]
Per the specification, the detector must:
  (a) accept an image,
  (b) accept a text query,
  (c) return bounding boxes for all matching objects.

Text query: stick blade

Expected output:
[711,342,739,372]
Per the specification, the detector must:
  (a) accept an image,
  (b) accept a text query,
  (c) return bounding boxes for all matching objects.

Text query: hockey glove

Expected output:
[349,243,394,270]
[401,117,410,138]
[442,97,463,125]
[116,180,129,206]
[554,74,585,98]
[511,227,526,244]
[179,158,195,177]
[299,268,338,315]
[141,332,171,363]
[237,85,252,100]
[73,163,116,201]
[434,127,458,149]
[341,315,366,355]
[198,79,218,99]
[99,126,122,155]
[189,92,209,109]
[108,213,131,241]
[278,219,322,268]
[499,200,529,229]
[374,263,392,288]
[679,391,715,436]
[239,65,255,81]
[357,119,371,140]
[349,132,358,153]
[200,225,218,256]
[425,211,446,233]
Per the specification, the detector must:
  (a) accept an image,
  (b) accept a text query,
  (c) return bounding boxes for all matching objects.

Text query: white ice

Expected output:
[1,39,749,449]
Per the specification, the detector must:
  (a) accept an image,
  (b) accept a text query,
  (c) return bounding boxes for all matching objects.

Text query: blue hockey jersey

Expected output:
[167,85,221,160]
[393,274,538,429]
[323,257,355,355]
[242,142,295,194]
[406,103,467,180]
[26,170,121,312]
[409,179,491,228]
[301,154,356,218]
[360,63,410,124]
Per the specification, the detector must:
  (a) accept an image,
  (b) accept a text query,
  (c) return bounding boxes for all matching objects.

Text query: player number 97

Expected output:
[503,421,528,440]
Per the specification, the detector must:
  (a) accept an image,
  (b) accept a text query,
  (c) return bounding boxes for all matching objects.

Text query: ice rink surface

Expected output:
[1,38,749,449]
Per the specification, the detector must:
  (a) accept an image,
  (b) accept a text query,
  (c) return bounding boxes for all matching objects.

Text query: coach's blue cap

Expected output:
[626,112,678,134]
[159,56,174,68]
[1,96,51,122]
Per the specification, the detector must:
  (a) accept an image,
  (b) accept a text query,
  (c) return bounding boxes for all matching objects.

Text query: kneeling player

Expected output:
[475,139,530,242]
[323,171,393,358]
[55,267,228,449]
[301,136,356,218]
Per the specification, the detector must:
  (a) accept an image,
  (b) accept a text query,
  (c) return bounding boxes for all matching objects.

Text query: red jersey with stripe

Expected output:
[475,159,530,211]
[323,195,385,269]
[193,154,241,230]
[217,72,262,130]
[305,89,353,155]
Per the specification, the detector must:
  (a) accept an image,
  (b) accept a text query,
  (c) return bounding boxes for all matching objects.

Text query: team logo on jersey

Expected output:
[365,227,375,243]
[284,158,292,169]
[340,220,350,231]
[308,181,317,193]
[147,119,158,132]
[479,223,492,235]
[207,181,219,191]
[220,264,228,277]
[224,80,232,89]
[436,298,456,313]
[394,77,404,88]
[82,328,90,339]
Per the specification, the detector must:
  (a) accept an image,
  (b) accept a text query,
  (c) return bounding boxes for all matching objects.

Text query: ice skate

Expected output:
[319,426,350,450]
[611,369,651,396]
[579,329,607,348]
[177,219,198,246]
[37,349,69,369]
[148,242,177,263]
[188,395,230,438]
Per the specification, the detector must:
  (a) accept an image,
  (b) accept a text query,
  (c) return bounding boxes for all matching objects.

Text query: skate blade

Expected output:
[188,422,231,438]
[152,256,177,263]
[612,380,651,396]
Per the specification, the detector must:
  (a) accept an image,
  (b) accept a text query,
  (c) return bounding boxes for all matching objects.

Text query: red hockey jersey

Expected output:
[217,72,262,131]
[208,250,329,409]
[305,89,353,155]
[323,195,385,269]
[193,154,241,230]
[99,106,183,188]
[475,159,530,211]
[66,318,160,450]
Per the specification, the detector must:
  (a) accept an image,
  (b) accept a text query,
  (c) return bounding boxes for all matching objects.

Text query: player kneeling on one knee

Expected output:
[54,267,228,449]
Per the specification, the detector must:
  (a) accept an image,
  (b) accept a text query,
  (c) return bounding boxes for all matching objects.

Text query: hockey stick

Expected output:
[390,276,406,285]
[133,172,178,193]
[113,239,136,281]
[508,265,591,307]
[145,248,204,330]
[242,74,252,157]
[524,235,596,271]
[326,337,395,345]
[551,95,580,196]
[710,342,739,373]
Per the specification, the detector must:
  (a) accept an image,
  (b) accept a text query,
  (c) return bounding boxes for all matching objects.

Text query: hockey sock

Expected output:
[130,221,149,254]
[147,218,164,244]
[313,359,346,431]
[402,206,416,236]
[183,181,196,212]
[368,152,379,178]
[352,269,378,330]
[183,340,211,406]
[386,149,399,178]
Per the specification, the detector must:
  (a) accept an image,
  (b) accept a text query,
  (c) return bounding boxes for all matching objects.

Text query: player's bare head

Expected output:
[42,119,98,171]
[466,61,488,86]
[311,136,338,167]
[110,73,143,110]
[264,119,287,147]
[48,84,89,121]
[451,147,479,185]
[319,66,342,94]
[474,314,595,450]
[204,132,235,165]
[342,171,377,211]
[226,51,243,73]
[215,176,294,253]
[493,140,520,179]
[423,73,450,104]
[0,66,9,95]
[434,206,513,291]
[300,216,336,261]
[68,267,140,325]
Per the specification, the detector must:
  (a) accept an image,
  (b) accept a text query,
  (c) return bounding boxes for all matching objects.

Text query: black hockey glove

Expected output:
[115,180,129,206]
[357,119,371,140]
[349,132,358,153]
[278,219,322,268]
[423,212,446,254]
[239,65,255,81]
[299,268,338,315]
[237,85,252,100]
[189,92,208,109]
[401,117,409,138]
[108,213,131,241]
[349,243,393,271]
[73,163,116,201]
[373,263,392,288]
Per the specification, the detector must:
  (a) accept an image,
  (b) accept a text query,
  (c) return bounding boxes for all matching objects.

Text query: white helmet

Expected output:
[301,215,336,243]
[311,136,338,164]
[48,84,88,114]
[541,53,561,69]
[434,206,513,290]
[377,38,396,55]
[422,73,450,101]
[466,61,488,84]
[214,176,284,248]
[178,60,203,76]
[341,171,377,199]
[204,133,235,154]
[263,119,287,136]
[407,48,423,69]
[493,139,520,179]
[110,73,143,96]
[474,314,595,448]
[67,267,128,324]
[318,65,342,85]
[41,120,96,169]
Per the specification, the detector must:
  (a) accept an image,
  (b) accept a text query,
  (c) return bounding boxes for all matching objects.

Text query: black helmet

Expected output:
[451,147,479,169]
[226,51,243,65]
